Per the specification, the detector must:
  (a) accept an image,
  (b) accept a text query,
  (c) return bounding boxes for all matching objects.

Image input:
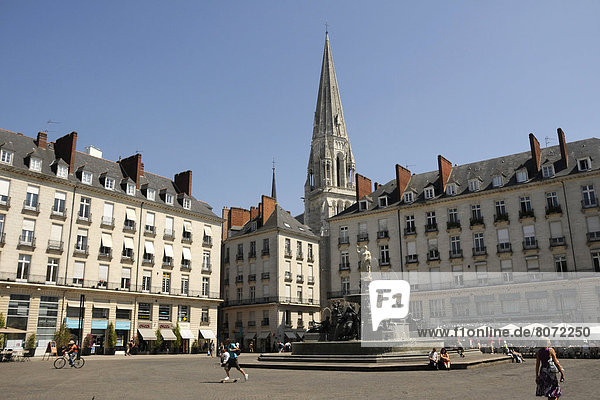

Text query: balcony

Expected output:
[50,206,67,219]
[202,264,212,274]
[472,246,487,256]
[248,274,256,282]
[248,251,257,259]
[0,196,11,210]
[449,249,463,259]
[235,321,243,328]
[446,221,461,230]
[550,237,566,247]
[284,249,293,258]
[377,230,389,239]
[123,221,136,233]
[142,255,155,265]
[181,261,191,270]
[338,236,350,245]
[379,260,391,268]
[261,272,270,280]
[405,254,418,264]
[261,248,270,256]
[545,204,562,216]
[144,225,156,237]
[100,216,115,228]
[121,253,135,263]
[425,223,438,232]
[523,238,538,250]
[284,271,293,281]
[296,252,304,260]
[582,199,598,210]
[338,262,350,271]
[236,274,244,283]
[162,258,174,268]
[307,254,315,263]
[494,213,509,223]
[357,233,369,243]
[248,320,256,327]
[404,226,416,236]
[181,233,193,244]
[22,200,40,215]
[587,231,600,242]
[163,228,175,241]
[77,212,92,224]
[47,240,63,252]
[427,250,440,261]
[73,244,89,257]
[497,242,512,253]
[296,274,304,283]
[261,318,270,326]
[17,235,36,250]
[307,276,315,285]
[98,248,113,260]
[236,253,244,261]
[202,235,212,247]
[470,216,484,227]
[519,209,535,220]
[0,232,5,247]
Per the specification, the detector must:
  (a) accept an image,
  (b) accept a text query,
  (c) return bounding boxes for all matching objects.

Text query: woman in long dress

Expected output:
[535,340,565,399]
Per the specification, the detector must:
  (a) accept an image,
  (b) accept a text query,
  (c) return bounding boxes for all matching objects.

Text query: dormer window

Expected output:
[147,189,156,201]
[424,187,435,200]
[126,183,135,196]
[359,200,368,211]
[29,157,42,172]
[105,177,115,190]
[516,170,528,183]
[165,193,174,205]
[445,183,457,196]
[468,179,480,192]
[57,165,68,179]
[378,196,388,207]
[404,192,414,203]
[542,165,555,178]
[81,171,93,185]
[0,149,13,165]
[492,175,503,188]
[183,198,191,210]
[251,221,257,232]
[578,158,591,172]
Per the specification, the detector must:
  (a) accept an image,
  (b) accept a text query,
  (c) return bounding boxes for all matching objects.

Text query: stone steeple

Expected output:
[304,33,357,306]
[271,161,277,201]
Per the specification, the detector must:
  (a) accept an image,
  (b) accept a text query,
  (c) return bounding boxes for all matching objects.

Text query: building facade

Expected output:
[328,129,600,323]
[221,195,320,352]
[0,129,222,354]
[303,32,356,306]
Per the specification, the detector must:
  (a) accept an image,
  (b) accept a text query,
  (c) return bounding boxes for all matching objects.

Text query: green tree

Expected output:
[25,333,37,349]
[53,323,72,350]
[173,323,182,353]
[106,322,117,349]
[0,312,6,349]
[152,329,163,354]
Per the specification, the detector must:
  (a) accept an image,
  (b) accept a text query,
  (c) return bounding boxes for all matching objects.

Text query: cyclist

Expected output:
[64,340,78,367]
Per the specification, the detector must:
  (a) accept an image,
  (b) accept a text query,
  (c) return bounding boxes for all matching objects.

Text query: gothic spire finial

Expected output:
[271,158,277,201]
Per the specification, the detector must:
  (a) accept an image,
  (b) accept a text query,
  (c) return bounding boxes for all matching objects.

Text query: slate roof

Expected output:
[229,205,316,240]
[334,137,600,218]
[0,129,218,219]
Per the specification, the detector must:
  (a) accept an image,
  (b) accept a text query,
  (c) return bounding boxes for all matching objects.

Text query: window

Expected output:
[92,307,109,319]
[158,305,171,321]
[79,197,91,219]
[446,183,457,196]
[492,175,503,187]
[0,214,4,237]
[592,251,600,272]
[340,251,349,268]
[25,185,39,210]
[183,198,191,210]
[578,158,591,171]
[405,215,415,232]
[201,308,209,323]
[526,258,541,281]
[7,294,30,330]
[501,259,513,282]
[429,299,446,318]
[452,265,464,287]
[140,270,151,292]
[471,204,482,220]
[165,216,174,237]
[520,196,532,215]
[424,187,435,199]
[181,275,189,295]
[126,183,135,196]
[37,296,59,346]
[555,255,567,275]
[57,164,68,178]
[98,264,108,287]
[339,226,349,243]
[236,287,243,301]
[473,233,485,253]
[523,225,536,248]
[162,272,171,293]
[404,191,414,203]
[17,254,31,281]
[468,179,480,192]
[105,177,115,190]
[476,264,488,285]
[75,229,88,251]
[124,208,136,230]
[29,157,41,172]
[409,300,423,319]
[178,305,189,322]
[448,208,459,224]
[147,188,156,201]
[516,170,528,183]
[73,261,85,285]
[116,307,131,320]
[497,228,510,250]
[53,192,66,214]
[450,236,461,256]
[495,200,507,217]
[81,171,93,185]
[380,245,390,265]
[45,258,58,283]
[426,211,436,228]
[546,192,559,209]
[21,219,35,244]
[202,277,209,297]
[285,238,291,255]
[165,193,174,205]
[145,212,155,233]
[202,251,211,271]
[249,286,256,302]
[476,299,494,316]
[542,165,555,178]
[528,297,547,313]
[341,277,350,295]
[120,267,131,289]
[582,185,596,207]
[1,149,13,164]
[308,243,313,259]
[359,200,368,211]
[138,303,151,320]
[378,196,388,207]
[0,179,9,205]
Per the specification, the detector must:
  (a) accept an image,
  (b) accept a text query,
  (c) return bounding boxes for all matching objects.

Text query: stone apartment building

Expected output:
[0,129,222,354]
[328,129,600,324]
[221,195,320,352]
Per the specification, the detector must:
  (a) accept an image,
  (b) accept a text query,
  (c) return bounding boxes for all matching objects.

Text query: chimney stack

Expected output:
[557,128,568,168]
[437,155,452,194]
[174,170,192,196]
[222,207,229,241]
[54,131,78,173]
[395,164,412,198]
[529,133,541,173]
[229,207,251,229]
[261,195,276,226]
[36,132,47,149]
[355,173,372,201]
[119,154,143,189]
[250,206,259,221]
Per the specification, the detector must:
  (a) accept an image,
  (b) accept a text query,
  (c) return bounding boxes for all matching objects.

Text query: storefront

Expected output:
[243,332,256,352]
[159,323,177,351]
[178,323,195,354]
[257,332,271,352]
[90,320,108,354]
[137,322,156,353]
[115,320,131,351]
[198,329,216,351]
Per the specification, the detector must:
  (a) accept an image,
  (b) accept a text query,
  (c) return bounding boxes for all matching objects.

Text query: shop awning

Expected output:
[123,237,135,249]
[144,241,155,254]
[138,328,157,341]
[296,331,305,338]
[116,303,134,310]
[244,333,256,340]
[160,329,177,341]
[183,221,192,232]
[203,225,212,236]
[199,329,216,339]
[164,244,174,258]
[284,331,298,339]
[101,233,113,248]
[257,332,270,339]
[91,320,108,330]
[115,321,131,330]
[182,247,192,260]
[67,300,85,308]
[180,329,195,340]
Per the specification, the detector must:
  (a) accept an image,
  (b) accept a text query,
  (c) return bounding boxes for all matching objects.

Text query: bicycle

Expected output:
[54,353,85,369]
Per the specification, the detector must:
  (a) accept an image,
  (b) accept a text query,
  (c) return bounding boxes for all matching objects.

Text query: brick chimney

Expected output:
[222,207,229,241]
[261,195,276,225]
[437,155,452,194]
[174,170,192,196]
[250,206,259,221]
[54,131,77,173]
[557,128,568,168]
[529,133,541,173]
[119,154,143,189]
[229,207,251,229]
[395,164,412,198]
[36,132,47,149]
[355,173,372,201]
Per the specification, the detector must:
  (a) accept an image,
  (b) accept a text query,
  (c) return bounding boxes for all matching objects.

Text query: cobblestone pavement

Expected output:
[1,355,597,399]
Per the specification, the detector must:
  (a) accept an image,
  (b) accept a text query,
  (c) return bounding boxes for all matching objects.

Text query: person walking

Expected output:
[535,339,564,399]
[210,341,215,358]
[223,338,248,382]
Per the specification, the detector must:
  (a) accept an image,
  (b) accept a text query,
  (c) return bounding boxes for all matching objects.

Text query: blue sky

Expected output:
[1,1,600,217]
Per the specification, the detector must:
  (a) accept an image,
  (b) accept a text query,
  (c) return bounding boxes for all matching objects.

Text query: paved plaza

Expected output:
[1,355,597,399]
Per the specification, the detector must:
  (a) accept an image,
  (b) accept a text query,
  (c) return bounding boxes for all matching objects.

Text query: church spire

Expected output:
[313,32,348,140]
[271,158,277,201]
